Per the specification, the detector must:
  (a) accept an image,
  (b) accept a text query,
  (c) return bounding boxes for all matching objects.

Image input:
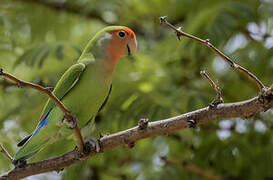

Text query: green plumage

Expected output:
[13,26,123,161]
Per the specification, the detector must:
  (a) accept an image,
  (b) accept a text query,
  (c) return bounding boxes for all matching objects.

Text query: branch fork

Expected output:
[159,16,273,116]
[159,16,266,92]
[200,70,224,108]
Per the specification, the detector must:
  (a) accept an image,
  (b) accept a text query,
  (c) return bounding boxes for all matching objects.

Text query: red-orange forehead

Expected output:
[110,27,135,38]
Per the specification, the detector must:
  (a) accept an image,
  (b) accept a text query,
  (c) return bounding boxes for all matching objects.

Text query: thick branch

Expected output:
[1,87,273,179]
[0,68,84,152]
[159,16,265,92]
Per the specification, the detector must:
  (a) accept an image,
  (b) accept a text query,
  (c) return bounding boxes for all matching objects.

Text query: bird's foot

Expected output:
[187,119,197,128]
[12,159,27,168]
[79,136,100,161]
[138,118,149,130]
[83,136,101,154]
[62,112,77,129]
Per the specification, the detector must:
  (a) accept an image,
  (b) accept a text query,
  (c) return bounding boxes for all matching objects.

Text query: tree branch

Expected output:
[200,70,224,108]
[0,144,13,162]
[1,87,273,179]
[159,16,266,92]
[0,68,84,152]
[1,16,273,180]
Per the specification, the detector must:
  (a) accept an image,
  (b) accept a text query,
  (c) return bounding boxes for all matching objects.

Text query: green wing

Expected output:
[98,84,112,113]
[39,55,94,119]
[39,62,88,120]
[16,62,89,147]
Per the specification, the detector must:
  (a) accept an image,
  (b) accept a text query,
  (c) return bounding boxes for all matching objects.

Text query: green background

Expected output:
[0,0,273,179]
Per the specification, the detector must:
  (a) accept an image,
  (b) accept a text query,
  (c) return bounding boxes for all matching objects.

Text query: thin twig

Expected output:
[159,16,265,92]
[161,157,224,180]
[200,70,224,107]
[200,71,221,96]
[0,68,84,151]
[0,144,13,162]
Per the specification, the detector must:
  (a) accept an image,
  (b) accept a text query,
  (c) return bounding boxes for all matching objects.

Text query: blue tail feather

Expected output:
[32,112,50,136]
[17,112,50,147]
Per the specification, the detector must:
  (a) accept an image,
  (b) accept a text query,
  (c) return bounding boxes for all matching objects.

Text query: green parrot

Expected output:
[13,26,137,162]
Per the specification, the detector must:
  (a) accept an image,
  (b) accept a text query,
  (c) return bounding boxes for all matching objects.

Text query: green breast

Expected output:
[61,62,111,127]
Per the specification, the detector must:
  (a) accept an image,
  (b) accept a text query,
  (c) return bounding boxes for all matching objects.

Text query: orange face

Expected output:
[105,27,137,62]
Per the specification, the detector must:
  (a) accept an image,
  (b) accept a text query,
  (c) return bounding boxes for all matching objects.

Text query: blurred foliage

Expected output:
[0,0,273,179]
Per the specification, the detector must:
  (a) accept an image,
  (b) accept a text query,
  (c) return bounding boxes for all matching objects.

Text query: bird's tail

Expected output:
[13,112,51,161]
[17,134,32,147]
[13,135,52,161]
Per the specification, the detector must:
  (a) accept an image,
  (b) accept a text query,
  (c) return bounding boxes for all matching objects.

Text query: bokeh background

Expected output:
[0,0,273,179]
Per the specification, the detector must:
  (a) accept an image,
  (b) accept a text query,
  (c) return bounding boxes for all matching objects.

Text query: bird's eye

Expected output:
[117,30,126,38]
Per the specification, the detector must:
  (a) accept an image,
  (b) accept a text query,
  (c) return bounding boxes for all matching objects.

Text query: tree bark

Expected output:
[1,88,272,179]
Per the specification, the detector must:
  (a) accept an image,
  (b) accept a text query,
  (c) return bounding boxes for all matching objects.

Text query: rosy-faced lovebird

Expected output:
[13,26,137,161]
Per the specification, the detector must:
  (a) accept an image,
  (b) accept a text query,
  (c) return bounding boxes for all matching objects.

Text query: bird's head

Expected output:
[89,26,137,62]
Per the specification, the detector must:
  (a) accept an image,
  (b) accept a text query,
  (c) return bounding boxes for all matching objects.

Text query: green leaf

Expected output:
[13,43,81,68]
[55,44,64,60]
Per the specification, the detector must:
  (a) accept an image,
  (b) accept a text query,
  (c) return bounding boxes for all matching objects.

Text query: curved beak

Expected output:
[127,36,137,56]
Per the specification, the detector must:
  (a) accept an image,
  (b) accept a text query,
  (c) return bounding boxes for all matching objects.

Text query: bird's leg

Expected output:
[12,159,27,168]
[62,112,77,129]
[78,136,100,161]
[61,113,85,151]
[79,136,101,160]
